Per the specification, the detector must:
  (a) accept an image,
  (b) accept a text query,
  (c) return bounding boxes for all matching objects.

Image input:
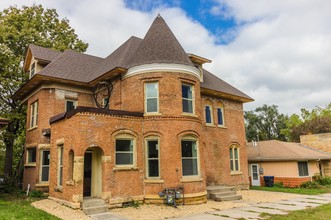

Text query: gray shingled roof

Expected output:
[29,44,62,62]
[247,140,331,161]
[201,69,253,100]
[18,16,252,102]
[37,50,103,83]
[128,15,194,68]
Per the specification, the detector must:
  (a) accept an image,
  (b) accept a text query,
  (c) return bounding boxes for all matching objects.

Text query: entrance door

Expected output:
[251,164,260,186]
[83,152,92,197]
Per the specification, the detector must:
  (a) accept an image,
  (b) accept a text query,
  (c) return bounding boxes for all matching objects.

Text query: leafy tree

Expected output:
[0,4,88,184]
[245,104,288,141]
[284,103,331,142]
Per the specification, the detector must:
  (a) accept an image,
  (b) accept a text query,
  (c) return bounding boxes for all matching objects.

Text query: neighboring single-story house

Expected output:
[247,140,331,187]
[13,15,253,208]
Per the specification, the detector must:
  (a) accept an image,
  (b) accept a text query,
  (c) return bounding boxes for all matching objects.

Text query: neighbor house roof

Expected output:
[247,140,331,162]
[14,15,253,103]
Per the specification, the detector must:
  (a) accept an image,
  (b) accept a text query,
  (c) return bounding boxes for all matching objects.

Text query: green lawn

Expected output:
[266,203,331,220]
[0,186,60,220]
[250,186,330,195]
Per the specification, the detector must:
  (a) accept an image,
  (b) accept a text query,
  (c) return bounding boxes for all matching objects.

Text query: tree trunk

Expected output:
[4,121,16,183]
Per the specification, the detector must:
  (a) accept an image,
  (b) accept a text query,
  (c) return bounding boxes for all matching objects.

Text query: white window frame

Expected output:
[115,134,136,168]
[65,99,77,111]
[217,106,225,127]
[30,101,38,128]
[145,82,159,114]
[39,149,50,183]
[181,137,200,177]
[57,145,64,186]
[29,62,36,78]
[205,105,213,125]
[145,137,160,178]
[182,84,195,114]
[298,161,309,177]
[26,147,36,164]
[230,144,240,173]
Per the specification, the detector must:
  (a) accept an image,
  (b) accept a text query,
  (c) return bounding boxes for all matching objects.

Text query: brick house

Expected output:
[14,16,253,208]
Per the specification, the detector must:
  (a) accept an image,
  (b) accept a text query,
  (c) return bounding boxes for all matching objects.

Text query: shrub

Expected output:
[273,182,284,188]
[300,181,321,189]
[29,190,44,198]
[313,174,331,185]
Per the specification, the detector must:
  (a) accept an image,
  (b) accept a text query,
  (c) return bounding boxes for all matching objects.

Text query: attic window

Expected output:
[30,62,36,78]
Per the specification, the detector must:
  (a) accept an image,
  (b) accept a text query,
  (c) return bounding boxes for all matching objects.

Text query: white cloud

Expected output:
[1,0,330,114]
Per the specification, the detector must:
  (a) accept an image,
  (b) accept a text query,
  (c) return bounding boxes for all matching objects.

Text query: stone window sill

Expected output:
[144,113,162,117]
[24,163,36,167]
[36,183,49,187]
[66,180,74,186]
[180,177,203,183]
[181,113,198,117]
[230,171,243,175]
[144,179,164,184]
[113,167,139,172]
[205,123,215,127]
[27,126,38,132]
[218,125,227,129]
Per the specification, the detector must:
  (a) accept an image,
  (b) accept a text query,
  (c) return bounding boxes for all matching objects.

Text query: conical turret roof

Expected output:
[128,15,194,68]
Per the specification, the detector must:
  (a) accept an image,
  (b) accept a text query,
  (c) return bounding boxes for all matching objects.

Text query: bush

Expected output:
[29,190,44,198]
[273,182,284,188]
[318,177,331,186]
[300,181,321,189]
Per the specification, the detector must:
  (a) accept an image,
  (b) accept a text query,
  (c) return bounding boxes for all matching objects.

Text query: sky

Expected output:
[1,0,331,115]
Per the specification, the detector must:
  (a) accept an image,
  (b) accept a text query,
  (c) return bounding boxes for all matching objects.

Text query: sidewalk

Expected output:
[171,193,331,219]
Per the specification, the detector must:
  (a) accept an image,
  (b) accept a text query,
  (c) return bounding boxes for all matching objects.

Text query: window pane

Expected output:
[148,141,158,158]
[229,148,233,159]
[116,140,133,151]
[41,166,49,182]
[116,153,133,165]
[182,85,192,99]
[66,101,75,111]
[182,100,193,113]
[182,141,196,157]
[217,108,223,125]
[182,159,198,176]
[146,83,158,97]
[42,151,50,165]
[230,160,234,171]
[28,148,36,163]
[59,147,63,165]
[148,160,159,177]
[59,167,63,186]
[235,160,239,171]
[205,106,211,123]
[298,162,308,176]
[234,148,238,159]
[147,98,158,112]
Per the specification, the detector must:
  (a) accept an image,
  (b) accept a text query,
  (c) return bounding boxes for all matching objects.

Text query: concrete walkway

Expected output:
[171,194,331,220]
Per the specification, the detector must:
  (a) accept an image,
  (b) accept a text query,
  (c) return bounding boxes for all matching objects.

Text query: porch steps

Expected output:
[207,186,242,202]
[82,198,108,216]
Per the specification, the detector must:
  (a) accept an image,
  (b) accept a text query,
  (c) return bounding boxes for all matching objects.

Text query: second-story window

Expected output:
[205,105,213,124]
[182,84,194,114]
[66,100,77,111]
[30,101,38,128]
[30,62,36,78]
[145,82,159,113]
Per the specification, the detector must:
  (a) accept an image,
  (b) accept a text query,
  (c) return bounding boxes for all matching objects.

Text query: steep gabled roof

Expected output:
[37,50,103,83]
[247,140,331,161]
[128,15,194,68]
[201,69,253,102]
[29,44,63,62]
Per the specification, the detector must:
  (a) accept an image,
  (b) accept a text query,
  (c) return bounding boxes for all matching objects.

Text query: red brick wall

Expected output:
[259,176,311,188]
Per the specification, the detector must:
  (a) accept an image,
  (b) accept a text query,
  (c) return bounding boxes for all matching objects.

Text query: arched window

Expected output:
[68,150,74,181]
[115,134,136,167]
[181,136,199,176]
[217,102,225,126]
[229,144,240,172]
[205,100,213,125]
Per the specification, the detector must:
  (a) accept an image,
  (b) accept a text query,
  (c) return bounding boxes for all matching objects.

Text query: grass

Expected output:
[0,185,60,220]
[250,186,330,195]
[267,203,331,220]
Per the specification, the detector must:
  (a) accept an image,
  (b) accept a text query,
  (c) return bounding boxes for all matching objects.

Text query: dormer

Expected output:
[23,44,62,79]
[187,53,211,82]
